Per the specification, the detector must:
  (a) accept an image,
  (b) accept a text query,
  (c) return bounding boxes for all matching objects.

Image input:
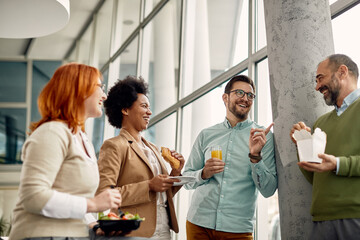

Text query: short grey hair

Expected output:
[326,54,358,80]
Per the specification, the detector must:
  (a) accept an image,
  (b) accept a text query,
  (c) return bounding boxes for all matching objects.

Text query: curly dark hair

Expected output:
[104,75,149,128]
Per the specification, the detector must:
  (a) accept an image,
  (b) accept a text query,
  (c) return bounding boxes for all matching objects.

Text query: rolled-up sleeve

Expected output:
[250,132,277,198]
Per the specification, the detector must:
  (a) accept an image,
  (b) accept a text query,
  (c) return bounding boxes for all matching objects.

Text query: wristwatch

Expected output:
[92,223,100,232]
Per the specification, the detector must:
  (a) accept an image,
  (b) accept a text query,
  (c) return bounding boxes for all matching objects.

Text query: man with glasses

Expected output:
[290,54,360,239]
[183,75,277,240]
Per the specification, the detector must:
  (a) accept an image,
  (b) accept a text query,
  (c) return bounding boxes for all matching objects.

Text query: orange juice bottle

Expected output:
[211,146,222,160]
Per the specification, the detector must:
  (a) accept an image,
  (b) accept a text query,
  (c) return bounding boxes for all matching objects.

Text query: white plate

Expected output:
[168,176,196,186]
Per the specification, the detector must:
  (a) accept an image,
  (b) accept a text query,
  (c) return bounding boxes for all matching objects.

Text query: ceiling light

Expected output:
[0,0,70,38]
[123,20,134,25]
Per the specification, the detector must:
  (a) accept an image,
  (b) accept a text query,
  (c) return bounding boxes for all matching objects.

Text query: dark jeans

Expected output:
[88,230,150,240]
[24,238,88,240]
[310,218,360,240]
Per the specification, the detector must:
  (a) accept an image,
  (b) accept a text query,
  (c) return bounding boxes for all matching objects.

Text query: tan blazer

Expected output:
[96,129,181,237]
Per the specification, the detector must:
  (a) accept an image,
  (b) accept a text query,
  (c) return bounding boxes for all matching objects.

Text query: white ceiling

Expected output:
[0,0,101,60]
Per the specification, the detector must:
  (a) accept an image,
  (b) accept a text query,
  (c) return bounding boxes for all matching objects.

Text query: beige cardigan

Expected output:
[10,121,99,240]
[96,129,181,238]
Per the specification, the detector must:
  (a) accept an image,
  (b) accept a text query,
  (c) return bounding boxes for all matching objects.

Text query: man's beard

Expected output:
[320,73,340,106]
[228,100,250,121]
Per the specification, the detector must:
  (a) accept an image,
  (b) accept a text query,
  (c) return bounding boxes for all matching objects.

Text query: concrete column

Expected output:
[264,0,334,238]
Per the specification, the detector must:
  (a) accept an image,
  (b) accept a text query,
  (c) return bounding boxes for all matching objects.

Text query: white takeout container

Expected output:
[293,128,327,163]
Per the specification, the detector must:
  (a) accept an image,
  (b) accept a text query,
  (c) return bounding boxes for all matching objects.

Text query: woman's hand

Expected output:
[105,230,130,237]
[170,150,185,176]
[149,174,180,192]
[87,188,121,212]
[89,221,105,236]
[90,221,129,236]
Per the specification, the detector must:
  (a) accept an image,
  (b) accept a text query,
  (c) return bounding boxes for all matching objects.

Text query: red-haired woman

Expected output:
[9,63,121,240]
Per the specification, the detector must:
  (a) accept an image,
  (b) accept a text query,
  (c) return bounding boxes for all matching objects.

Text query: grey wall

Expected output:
[264,0,333,239]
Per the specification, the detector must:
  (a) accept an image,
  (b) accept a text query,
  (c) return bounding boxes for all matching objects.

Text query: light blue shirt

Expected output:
[334,88,360,116]
[183,118,277,233]
[334,88,360,173]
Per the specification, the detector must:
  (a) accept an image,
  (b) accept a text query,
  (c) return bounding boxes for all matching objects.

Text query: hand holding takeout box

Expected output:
[292,128,327,163]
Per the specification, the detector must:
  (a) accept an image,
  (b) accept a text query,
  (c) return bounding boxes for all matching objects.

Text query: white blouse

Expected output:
[139,141,168,206]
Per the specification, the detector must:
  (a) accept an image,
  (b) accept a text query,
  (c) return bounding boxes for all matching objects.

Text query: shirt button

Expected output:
[221,195,224,198]
[224,181,226,184]
[225,167,228,170]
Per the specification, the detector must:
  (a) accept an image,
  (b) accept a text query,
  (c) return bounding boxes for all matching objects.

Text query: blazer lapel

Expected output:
[120,129,152,171]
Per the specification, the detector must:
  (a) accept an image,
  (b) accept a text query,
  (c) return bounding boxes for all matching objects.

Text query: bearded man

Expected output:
[183,75,277,240]
[290,54,360,240]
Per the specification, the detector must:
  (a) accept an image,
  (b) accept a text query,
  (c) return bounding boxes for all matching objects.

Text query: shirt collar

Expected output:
[223,117,252,129]
[335,88,360,112]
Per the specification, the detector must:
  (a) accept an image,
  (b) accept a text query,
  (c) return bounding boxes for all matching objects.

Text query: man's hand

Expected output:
[298,153,337,172]
[149,174,180,192]
[169,150,185,176]
[201,158,225,180]
[249,123,274,159]
[290,121,311,144]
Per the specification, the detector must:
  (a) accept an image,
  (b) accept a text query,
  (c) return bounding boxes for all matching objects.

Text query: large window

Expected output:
[0,60,61,165]
[92,68,109,156]
[181,83,228,159]
[0,62,27,102]
[77,21,93,65]
[255,58,279,240]
[144,0,162,18]
[115,0,141,48]
[181,0,249,98]
[143,113,177,172]
[332,3,360,88]
[95,0,114,69]
[31,61,62,122]
[0,108,26,164]
[0,61,27,164]
[118,36,138,80]
[255,0,266,51]
[141,0,181,116]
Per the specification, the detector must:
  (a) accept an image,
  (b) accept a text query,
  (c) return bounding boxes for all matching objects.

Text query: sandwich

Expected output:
[161,147,180,169]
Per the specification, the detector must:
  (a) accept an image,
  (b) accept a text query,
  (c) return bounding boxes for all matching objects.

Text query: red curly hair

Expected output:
[29,63,102,134]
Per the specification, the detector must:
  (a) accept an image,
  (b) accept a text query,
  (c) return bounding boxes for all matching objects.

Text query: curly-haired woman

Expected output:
[96,76,184,240]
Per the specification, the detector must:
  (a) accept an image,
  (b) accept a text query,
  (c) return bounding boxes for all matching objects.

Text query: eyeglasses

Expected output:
[97,83,106,92]
[229,89,256,100]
